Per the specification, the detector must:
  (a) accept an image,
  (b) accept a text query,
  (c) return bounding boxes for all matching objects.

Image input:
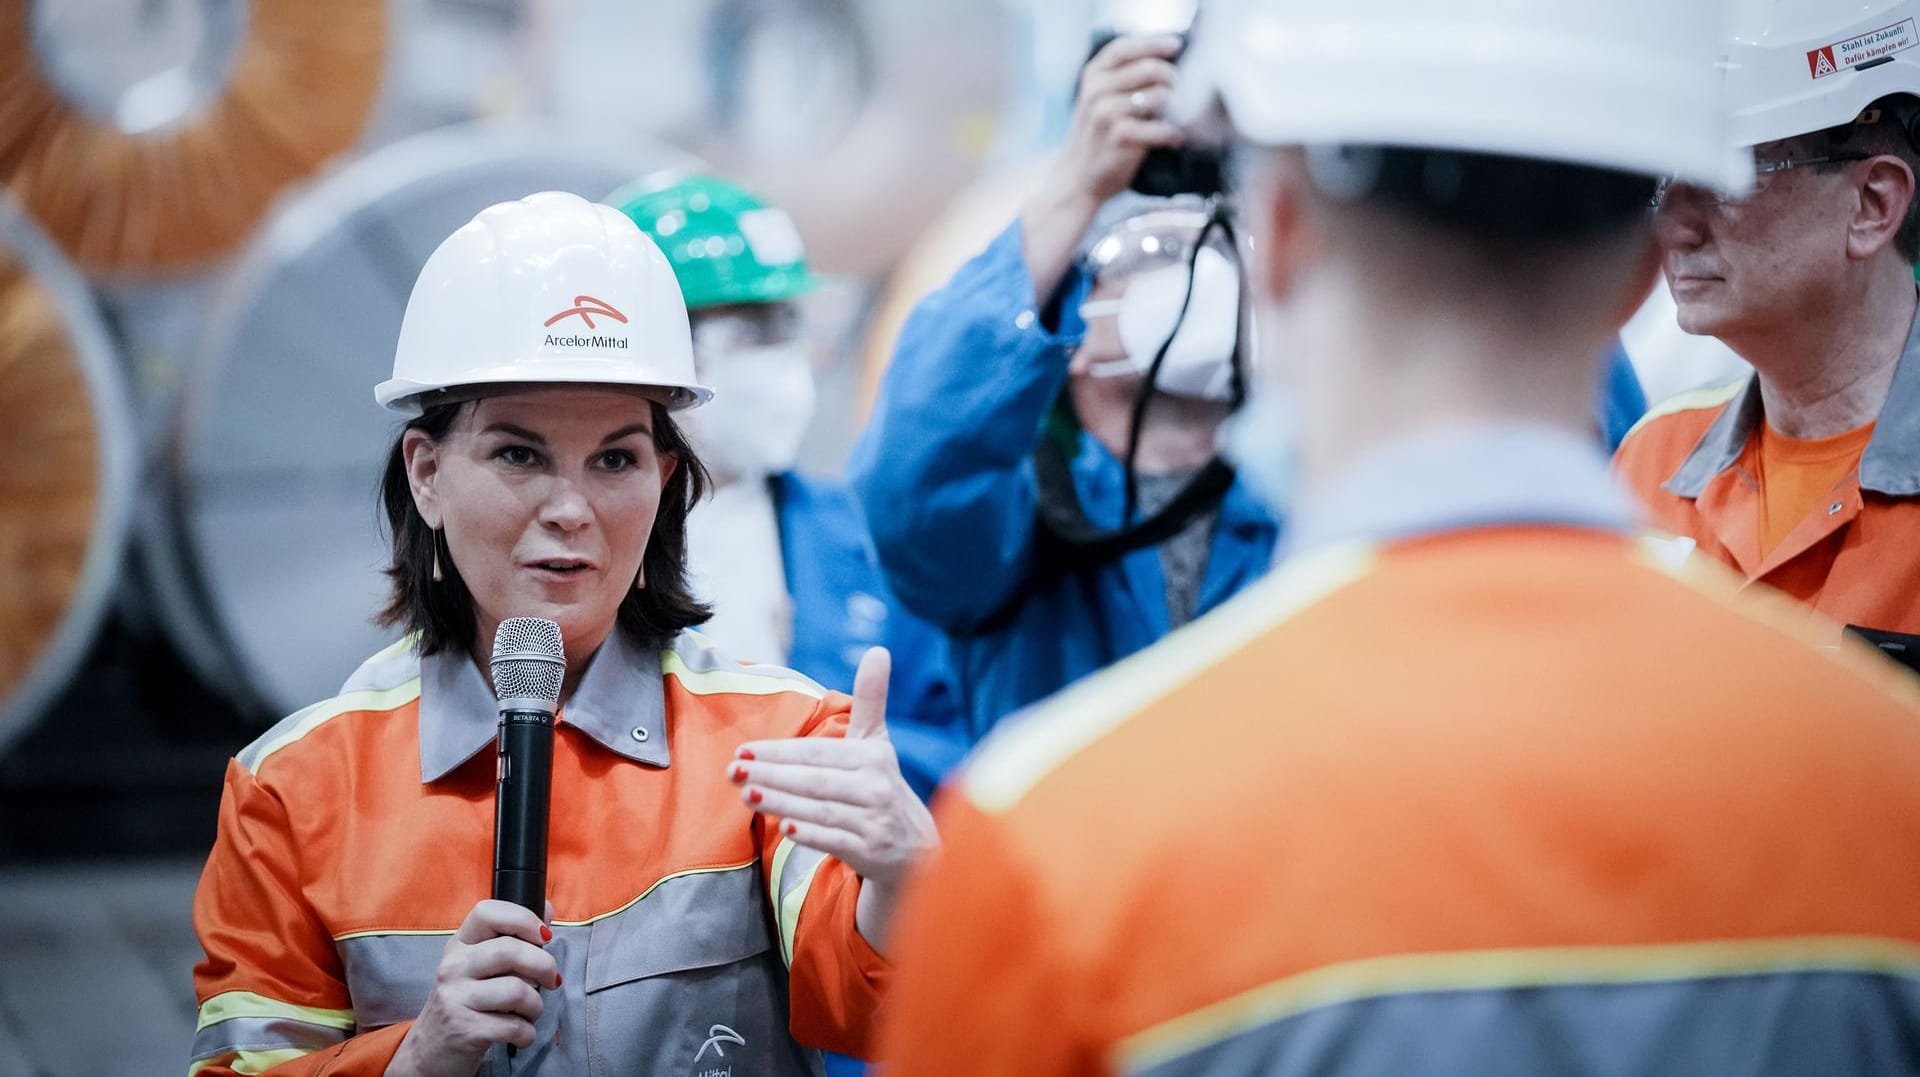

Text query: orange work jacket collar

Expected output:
[418,626,671,783]
[1663,304,1920,501]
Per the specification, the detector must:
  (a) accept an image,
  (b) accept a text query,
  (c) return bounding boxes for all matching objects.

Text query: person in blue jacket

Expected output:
[614,175,967,800]
[851,34,1650,740]
[851,36,1279,739]
[1599,341,1650,450]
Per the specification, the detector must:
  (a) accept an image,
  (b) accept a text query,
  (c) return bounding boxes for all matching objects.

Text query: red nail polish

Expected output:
[539,924,553,943]
[738,749,756,761]
[748,789,763,805]
[555,973,564,988]
[731,765,748,782]
[784,821,797,836]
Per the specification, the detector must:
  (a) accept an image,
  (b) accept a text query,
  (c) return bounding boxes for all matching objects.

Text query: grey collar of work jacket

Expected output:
[1664,299,1920,500]
[417,627,671,783]
[1283,421,1638,558]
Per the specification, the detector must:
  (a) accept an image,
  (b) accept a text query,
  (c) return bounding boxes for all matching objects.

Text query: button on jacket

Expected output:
[190,628,887,1076]
[1614,307,1920,637]
[883,425,1920,1075]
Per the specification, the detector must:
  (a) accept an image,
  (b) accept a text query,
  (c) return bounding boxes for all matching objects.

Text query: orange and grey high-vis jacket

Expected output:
[190,627,888,1076]
[1613,311,1920,637]
[882,425,1920,1076]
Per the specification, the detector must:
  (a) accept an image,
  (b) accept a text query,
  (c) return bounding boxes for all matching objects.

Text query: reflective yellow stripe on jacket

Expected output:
[188,990,354,1075]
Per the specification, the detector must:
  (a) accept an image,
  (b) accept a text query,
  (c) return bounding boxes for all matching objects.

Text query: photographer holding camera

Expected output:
[849,34,1278,738]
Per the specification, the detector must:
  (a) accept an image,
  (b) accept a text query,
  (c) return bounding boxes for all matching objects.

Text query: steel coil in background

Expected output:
[144,125,699,719]
[537,0,1014,279]
[0,194,137,754]
[0,0,388,277]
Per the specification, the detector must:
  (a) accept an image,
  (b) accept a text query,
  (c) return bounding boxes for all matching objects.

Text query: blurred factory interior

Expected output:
[0,0,1084,1070]
[0,0,1756,1072]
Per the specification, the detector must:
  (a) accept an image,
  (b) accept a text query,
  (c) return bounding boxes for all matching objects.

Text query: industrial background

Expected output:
[0,1,1747,1073]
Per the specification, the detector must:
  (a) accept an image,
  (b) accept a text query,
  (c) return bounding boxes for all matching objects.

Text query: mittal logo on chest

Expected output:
[543,295,631,348]
[691,1023,745,1077]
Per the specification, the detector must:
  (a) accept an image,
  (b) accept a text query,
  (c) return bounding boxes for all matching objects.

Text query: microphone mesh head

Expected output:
[490,617,564,705]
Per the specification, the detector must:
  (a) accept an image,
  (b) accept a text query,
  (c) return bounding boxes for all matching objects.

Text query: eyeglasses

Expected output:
[690,304,802,357]
[1652,151,1873,208]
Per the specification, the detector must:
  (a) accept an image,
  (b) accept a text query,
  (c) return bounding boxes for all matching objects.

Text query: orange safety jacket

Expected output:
[190,627,887,1076]
[882,425,1920,1076]
[1613,312,1920,638]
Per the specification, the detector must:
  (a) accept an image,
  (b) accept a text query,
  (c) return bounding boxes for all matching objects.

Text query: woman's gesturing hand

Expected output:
[386,899,558,1077]
[729,648,938,946]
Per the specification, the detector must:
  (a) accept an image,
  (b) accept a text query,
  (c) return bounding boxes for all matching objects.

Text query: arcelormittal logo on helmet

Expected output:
[543,295,631,349]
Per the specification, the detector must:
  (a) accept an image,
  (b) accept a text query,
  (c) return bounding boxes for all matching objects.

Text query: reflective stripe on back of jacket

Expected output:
[882,426,1920,1074]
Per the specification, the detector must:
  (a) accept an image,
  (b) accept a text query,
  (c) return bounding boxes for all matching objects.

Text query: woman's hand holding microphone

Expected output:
[388,647,936,1076]
[385,899,558,1077]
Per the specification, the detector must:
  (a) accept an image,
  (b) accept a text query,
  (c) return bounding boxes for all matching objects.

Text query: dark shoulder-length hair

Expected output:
[377,398,712,656]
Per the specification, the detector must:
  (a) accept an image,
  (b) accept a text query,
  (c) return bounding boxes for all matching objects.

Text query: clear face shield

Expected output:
[1066,200,1251,530]
[1077,205,1246,403]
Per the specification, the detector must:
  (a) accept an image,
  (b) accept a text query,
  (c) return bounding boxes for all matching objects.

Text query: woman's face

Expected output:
[403,386,676,668]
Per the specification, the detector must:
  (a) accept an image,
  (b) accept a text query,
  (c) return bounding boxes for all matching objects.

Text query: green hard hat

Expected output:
[613,174,817,311]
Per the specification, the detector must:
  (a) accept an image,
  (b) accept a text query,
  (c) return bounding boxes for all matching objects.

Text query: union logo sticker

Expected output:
[1809,19,1918,79]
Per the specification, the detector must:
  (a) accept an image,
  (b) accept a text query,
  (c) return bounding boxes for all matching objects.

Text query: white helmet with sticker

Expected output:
[1179,0,1750,191]
[1725,0,1920,147]
[377,191,711,415]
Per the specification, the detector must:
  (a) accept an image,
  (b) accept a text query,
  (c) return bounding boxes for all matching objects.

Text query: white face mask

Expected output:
[685,343,818,482]
[1080,244,1242,402]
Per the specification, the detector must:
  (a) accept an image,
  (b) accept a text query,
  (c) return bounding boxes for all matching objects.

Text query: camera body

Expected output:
[1084,28,1227,199]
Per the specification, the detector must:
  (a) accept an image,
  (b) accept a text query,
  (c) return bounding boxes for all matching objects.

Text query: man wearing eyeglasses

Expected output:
[1616,0,1920,645]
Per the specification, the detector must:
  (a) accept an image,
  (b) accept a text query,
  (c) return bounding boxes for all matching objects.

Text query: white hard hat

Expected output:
[376,191,712,414]
[1183,0,1752,192]
[1726,0,1920,148]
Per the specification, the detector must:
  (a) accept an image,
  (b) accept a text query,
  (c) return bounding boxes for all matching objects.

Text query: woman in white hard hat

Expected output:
[187,191,933,1076]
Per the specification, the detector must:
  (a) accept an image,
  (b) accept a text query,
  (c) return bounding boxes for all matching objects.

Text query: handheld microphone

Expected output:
[489,617,564,916]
